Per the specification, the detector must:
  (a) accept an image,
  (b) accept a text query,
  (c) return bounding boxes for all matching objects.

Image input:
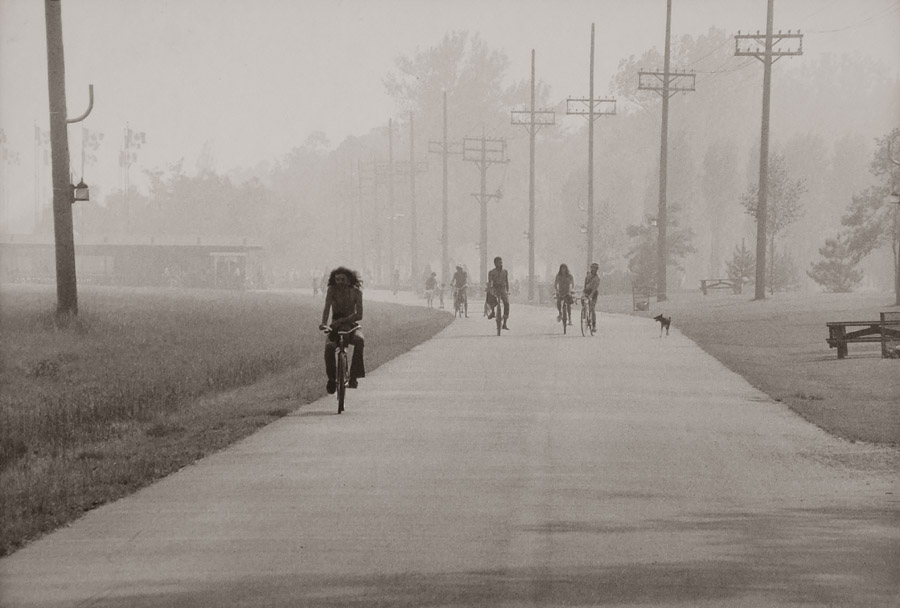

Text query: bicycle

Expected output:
[453,287,468,318]
[554,291,574,334]
[321,323,361,414]
[580,296,596,337]
[425,288,435,308]
[488,290,506,336]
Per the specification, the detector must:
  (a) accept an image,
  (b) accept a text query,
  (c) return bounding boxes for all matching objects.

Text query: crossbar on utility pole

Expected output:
[736,0,803,300]
[463,130,508,284]
[428,91,463,286]
[511,49,556,302]
[638,0,696,302]
[567,24,616,274]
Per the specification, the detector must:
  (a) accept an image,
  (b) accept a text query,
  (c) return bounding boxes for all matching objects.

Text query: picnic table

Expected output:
[826,312,900,359]
[700,278,741,295]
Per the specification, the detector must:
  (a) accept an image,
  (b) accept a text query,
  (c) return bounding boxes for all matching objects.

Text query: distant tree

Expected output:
[725,240,755,291]
[625,207,695,291]
[740,153,807,294]
[702,139,739,276]
[839,129,900,301]
[768,249,802,293]
[807,234,865,292]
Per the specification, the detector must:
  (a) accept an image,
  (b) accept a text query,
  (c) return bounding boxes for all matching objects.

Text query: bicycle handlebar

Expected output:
[321,323,361,335]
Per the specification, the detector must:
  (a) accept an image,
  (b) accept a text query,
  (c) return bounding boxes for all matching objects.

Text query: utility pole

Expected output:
[361,151,425,286]
[511,49,556,302]
[401,114,427,282]
[428,91,463,286]
[567,23,616,273]
[356,160,367,275]
[0,130,21,231]
[639,0,696,302]
[409,112,418,282]
[119,125,145,231]
[44,0,93,316]
[463,129,508,284]
[388,119,396,277]
[736,0,802,300]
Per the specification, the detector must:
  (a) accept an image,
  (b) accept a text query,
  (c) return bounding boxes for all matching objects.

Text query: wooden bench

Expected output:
[700,278,741,295]
[826,312,900,359]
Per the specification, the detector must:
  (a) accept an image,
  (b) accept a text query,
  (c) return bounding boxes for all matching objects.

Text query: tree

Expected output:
[725,240,755,291]
[807,234,865,292]
[625,207,695,290]
[831,128,900,303]
[740,153,807,294]
[702,139,739,277]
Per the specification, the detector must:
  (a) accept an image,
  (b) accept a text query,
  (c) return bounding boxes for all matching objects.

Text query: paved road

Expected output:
[2,300,898,607]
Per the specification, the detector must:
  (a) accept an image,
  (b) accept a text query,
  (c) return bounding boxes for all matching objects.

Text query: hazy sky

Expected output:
[2,0,899,230]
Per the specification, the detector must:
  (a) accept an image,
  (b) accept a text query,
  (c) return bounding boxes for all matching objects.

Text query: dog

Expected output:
[653,313,671,337]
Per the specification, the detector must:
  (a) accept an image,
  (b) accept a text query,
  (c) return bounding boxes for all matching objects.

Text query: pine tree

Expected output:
[725,240,755,292]
[807,234,865,292]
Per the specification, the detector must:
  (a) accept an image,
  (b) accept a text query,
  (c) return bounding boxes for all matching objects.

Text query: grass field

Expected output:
[597,290,900,446]
[0,284,453,557]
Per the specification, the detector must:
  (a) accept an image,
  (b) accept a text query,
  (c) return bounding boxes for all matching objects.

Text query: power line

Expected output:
[805,0,900,33]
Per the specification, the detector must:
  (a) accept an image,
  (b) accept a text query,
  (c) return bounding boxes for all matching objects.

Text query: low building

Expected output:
[0,234,266,289]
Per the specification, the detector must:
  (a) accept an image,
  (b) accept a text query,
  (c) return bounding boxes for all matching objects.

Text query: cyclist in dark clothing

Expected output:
[319,266,365,393]
[486,256,510,330]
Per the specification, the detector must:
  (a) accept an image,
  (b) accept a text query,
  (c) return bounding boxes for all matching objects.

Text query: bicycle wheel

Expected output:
[580,302,587,336]
[336,350,347,413]
[562,301,568,334]
[463,294,468,317]
[590,309,597,335]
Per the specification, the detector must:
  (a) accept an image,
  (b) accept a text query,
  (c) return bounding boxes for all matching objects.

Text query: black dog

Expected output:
[653,314,671,337]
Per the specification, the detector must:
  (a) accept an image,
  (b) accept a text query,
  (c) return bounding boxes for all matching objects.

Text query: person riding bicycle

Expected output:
[486,256,510,330]
[451,265,468,314]
[319,266,365,393]
[582,262,601,334]
[424,272,437,307]
[554,263,575,323]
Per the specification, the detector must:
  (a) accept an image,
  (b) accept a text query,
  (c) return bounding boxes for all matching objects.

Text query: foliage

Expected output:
[839,129,900,267]
[807,234,865,292]
[740,153,807,238]
[625,208,696,289]
[767,249,802,293]
[725,240,755,287]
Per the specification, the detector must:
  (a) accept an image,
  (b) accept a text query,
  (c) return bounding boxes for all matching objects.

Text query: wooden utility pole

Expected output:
[639,0,696,302]
[409,113,418,282]
[388,119,396,276]
[463,130,508,284]
[736,0,802,299]
[45,0,93,316]
[428,92,463,286]
[567,24,616,273]
[511,49,556,302]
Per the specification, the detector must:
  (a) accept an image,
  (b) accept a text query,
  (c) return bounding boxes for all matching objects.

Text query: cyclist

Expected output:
[582,262,601,334]
[451,265,468,316]
[554,263,575,323]
[486,256,510,330]
[424,272,437,307]
[319,266,365,393]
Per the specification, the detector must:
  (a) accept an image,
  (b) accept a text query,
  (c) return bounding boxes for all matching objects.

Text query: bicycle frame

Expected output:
[323,324,360,413]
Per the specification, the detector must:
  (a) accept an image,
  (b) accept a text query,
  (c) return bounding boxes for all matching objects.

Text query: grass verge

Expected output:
[0,284,453,557]
[597,290,900,447]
